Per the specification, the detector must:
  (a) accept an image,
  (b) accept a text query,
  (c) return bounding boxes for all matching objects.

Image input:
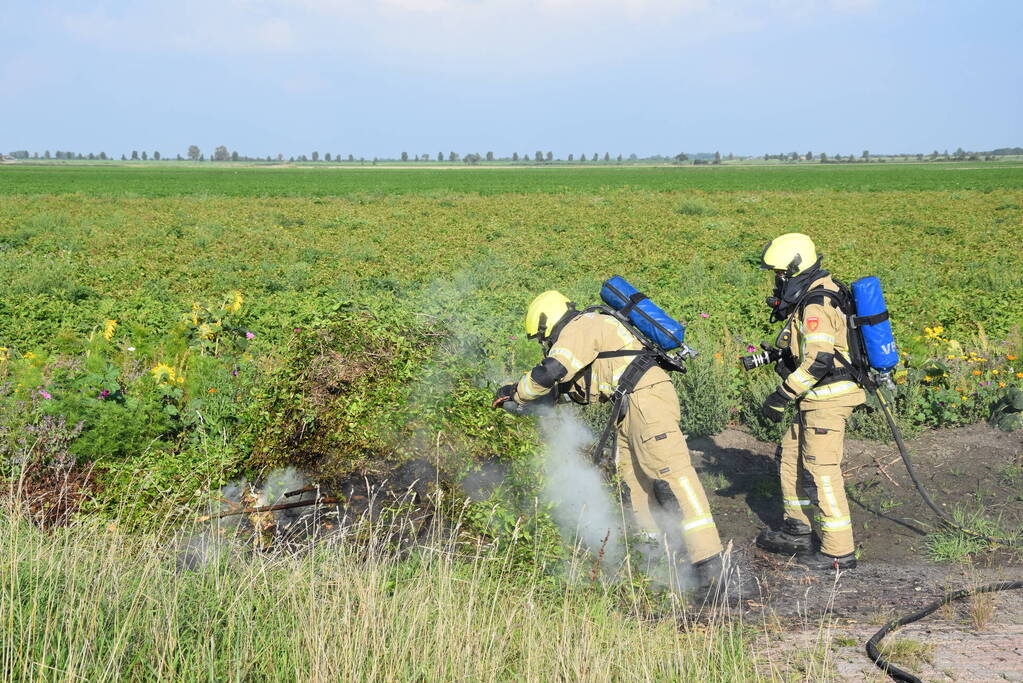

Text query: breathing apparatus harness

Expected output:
[583,304,689,466]
[745,269,1023,682]
[527,286,696,465]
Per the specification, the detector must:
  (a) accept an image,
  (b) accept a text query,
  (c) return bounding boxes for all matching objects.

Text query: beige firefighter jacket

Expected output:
[514,310,671,405]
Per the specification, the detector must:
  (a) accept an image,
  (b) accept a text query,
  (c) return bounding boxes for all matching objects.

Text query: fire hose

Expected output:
[865,385,1023,682]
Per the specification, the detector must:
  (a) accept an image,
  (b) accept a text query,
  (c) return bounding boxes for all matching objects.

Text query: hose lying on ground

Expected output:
[875,387,1023,547]
[866,580,1023,683]
[866,386,1023,681]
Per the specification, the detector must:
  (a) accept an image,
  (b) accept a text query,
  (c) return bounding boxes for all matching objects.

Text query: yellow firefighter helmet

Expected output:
[760,233,818,275]
[524,290,572,339]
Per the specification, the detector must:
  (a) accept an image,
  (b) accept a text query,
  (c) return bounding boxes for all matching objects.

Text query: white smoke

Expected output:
[536,408,625,572]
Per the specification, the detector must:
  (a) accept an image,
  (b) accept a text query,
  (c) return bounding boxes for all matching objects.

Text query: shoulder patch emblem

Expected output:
[806,317,819,332]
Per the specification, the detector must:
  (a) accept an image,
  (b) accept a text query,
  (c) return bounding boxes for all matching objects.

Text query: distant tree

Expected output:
[486,151,494,161]
[820,152,828,162]
[421,153,430,161]
[727,152,734,161]
[99,152,107,160]
[673,153,688,163]
[592,153,599,161]
[325,153,332,162]
[629,153,638,160]
[439,151,444,162]
[142,151,149,160]
[348,154,354,162]
[464,153,481,165]
[401,151,408,161]
[213,146,229,161]
[231,151,239,161]
[805,151,813,161]
[567,153,574,162]
[449,151,459,162]
[512,152,519,161]
[174,154,181,160]
[131,150,139,160]
[187,145,200,161]
[372,157,378,165]
[603,152,610,161]
[954,147,966,159]
[86,153,94,160]
[713,151,721,164]
[534,151,543,162]
[154,151,160,160]
[312,151,320,162]
[916,153,923,161]
[789,151,798,161]
[862,149,870,161]
[578,154,585,162]
[546,151,553,162]
[199,154,205,161]
[616,154,622,162]
[44,150,50,159]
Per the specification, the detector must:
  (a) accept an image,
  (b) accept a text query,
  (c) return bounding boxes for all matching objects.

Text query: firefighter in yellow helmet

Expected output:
[494,290,725,589]
[755,233,865,570]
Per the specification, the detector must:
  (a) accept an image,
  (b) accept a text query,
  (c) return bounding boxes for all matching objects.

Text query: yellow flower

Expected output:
[972,370,981,376]
[998,382,1006,388]
[947,355,956,360]
[992,370,999,375]
[1007,355,1017,361]
[151,363,177,383]
[224,290,243,314]
[1016,372,1023,379]
[24,351,36,359]
[103,319,118,340]
[961,395,968,401]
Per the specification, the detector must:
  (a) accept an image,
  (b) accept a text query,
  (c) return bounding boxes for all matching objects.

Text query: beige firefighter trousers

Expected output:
[780,402,856,557]
[615,381,723,564]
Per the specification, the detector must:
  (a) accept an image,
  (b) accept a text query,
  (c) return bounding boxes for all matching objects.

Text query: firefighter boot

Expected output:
[796,550,856,571]
[756,520,813,555]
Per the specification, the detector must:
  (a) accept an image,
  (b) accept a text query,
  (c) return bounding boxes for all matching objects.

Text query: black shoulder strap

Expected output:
[799,285,889,327]
[591,354,658,464]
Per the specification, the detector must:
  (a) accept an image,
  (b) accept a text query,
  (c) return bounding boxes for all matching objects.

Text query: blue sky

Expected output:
[3,0,1021,158]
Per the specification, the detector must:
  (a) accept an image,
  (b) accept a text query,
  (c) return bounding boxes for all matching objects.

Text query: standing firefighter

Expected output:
[751,233,865,570]
[494,290,725,589]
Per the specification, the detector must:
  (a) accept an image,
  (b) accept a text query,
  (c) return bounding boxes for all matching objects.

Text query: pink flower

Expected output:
[37,389,52,400]
[245,331,255,340]
[699,312,710,318]
[294,328,301,333]
[746,344,756,353]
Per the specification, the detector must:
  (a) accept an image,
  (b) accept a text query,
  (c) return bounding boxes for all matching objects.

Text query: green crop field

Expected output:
[3,162,1023,196]
[1,163,1022,511]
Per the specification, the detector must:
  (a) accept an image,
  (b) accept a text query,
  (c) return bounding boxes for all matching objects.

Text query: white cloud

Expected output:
[51,0,881,70]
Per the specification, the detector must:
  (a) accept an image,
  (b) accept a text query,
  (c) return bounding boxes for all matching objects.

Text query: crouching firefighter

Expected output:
[493,289,725,589]
[746,233,865,570]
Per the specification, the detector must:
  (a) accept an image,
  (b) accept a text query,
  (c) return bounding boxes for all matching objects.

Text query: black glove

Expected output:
[760,388,791,424]
[774,349,798,381]
[492,383,517,408]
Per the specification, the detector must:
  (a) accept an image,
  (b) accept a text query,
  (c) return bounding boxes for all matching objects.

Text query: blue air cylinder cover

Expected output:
[851,276,899,372]
[599,276,685,352]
